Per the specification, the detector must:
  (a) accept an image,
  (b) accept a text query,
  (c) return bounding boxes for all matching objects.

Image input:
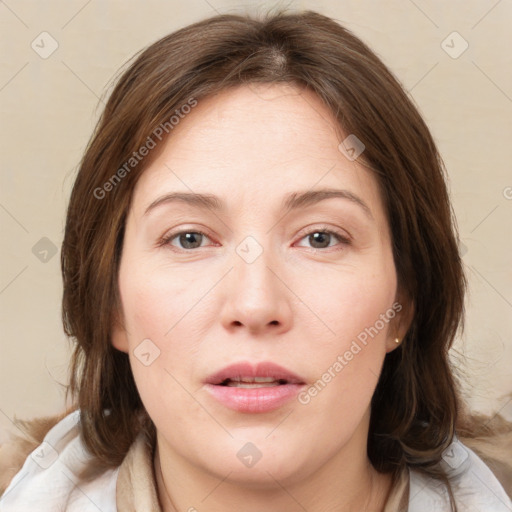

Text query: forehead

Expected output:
[130,83,384,221]
[160,83,343,164]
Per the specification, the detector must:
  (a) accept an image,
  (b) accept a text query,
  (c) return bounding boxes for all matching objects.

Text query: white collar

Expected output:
[408,435,512,511]
[0,410,118,511]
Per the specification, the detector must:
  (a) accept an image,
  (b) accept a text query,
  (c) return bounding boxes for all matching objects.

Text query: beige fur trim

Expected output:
[459,432,512,500]
[0,412,67,495]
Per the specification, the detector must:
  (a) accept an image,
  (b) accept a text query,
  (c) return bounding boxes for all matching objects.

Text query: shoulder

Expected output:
[0,410,119,511]
[0,411,67,494]
[408,435,512,512]
[460,428,512,498]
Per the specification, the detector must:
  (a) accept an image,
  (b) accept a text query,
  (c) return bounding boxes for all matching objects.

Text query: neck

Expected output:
[154,417,392,512]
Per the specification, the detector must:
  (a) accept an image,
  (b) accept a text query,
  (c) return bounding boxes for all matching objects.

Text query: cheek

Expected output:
[295,253,397,349]
[118,261,211,410]
[294,254,397,418]
[119,259,206,341]
[121,269,201,432]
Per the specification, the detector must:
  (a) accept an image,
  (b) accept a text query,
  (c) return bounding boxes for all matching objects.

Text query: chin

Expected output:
[196,436,316,488]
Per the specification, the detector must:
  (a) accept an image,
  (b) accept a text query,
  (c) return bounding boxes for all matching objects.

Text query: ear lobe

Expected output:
[111,309,129,353]
[385,296,415,353]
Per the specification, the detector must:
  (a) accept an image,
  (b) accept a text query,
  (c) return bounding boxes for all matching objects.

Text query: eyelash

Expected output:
[158,225,351,252]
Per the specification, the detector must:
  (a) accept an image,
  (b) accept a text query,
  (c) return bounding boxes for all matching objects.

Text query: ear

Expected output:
[385,293,414,354]
[111,306,129,353]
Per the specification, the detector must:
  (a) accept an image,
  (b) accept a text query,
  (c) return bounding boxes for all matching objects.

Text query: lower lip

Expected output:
[205,383,304,413]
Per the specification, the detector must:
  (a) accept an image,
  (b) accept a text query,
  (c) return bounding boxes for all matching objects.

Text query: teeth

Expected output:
[230,377,280,383]
[248,377,276,383]
[223,377,287,388]
[219,377,289,387]
[226,381,281,388]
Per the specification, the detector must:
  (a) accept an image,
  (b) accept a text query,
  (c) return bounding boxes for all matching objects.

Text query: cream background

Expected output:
[0,0,511,441]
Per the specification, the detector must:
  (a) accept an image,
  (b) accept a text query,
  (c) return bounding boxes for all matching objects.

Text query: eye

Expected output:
[159,226,350,252]
[295,227,350,250]
[161,230,213,250]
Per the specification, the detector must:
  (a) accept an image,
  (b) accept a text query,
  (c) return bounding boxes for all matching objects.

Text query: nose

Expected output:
[219,241,293,336]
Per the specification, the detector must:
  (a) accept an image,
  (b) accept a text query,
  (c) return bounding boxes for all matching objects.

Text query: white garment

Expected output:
[0,411,118,512]
[409,438,512,511]
[1,410,511,511]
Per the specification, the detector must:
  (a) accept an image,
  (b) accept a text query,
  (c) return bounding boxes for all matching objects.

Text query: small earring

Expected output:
[394,337,401,344]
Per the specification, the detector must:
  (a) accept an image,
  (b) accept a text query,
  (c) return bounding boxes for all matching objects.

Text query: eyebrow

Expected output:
[144,188,373,219]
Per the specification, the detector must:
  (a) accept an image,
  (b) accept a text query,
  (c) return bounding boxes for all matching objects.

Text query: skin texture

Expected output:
[112,84,412,511]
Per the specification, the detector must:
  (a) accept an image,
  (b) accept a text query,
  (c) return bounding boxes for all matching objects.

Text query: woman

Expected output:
[1,9,511,512]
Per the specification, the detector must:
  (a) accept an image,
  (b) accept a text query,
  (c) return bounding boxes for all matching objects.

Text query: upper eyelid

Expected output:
[296,224,351,240]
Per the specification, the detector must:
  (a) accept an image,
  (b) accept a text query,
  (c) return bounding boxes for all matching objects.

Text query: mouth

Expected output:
[204,361,306,413]
[205,361,305,386]
[218,377,290,388]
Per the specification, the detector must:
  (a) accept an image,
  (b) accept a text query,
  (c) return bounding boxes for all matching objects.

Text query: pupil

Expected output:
[310,232,329,248]
[180,232,202,249]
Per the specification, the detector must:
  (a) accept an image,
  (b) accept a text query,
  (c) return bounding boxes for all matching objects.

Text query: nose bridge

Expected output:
[233,233,279,300]
[231,206,276,279]
[220,231,292,333]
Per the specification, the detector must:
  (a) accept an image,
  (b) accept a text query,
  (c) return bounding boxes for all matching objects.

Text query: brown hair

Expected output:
[58,9,496,509]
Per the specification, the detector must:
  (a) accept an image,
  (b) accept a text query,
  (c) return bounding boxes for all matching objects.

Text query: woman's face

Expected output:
[113,83,406,486]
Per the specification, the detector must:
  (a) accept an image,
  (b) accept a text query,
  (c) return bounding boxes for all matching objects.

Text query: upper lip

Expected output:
[205,361,305,385]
